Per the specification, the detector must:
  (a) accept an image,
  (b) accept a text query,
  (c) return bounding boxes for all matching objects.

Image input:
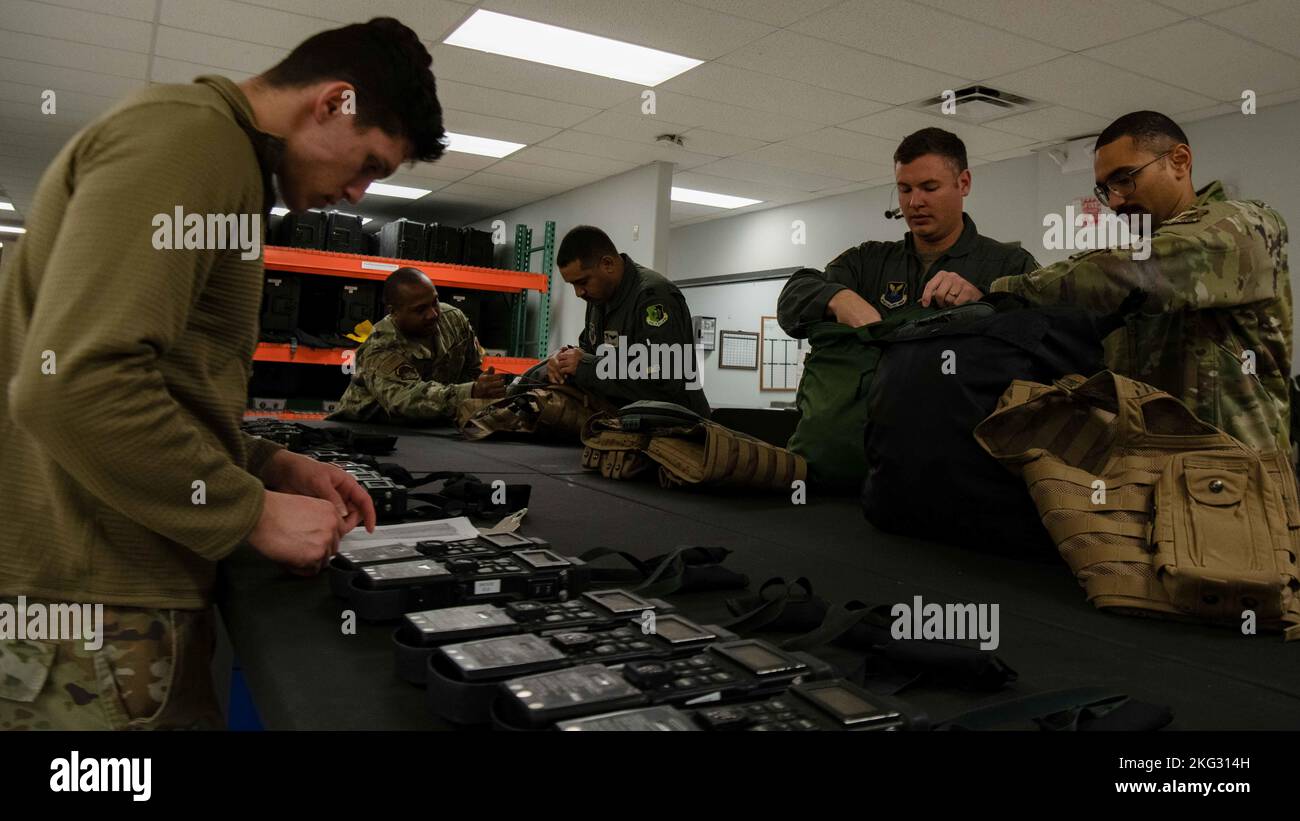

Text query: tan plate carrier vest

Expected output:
[458,385,616,441]
[974,371,1300,638]
[581,412,807,492]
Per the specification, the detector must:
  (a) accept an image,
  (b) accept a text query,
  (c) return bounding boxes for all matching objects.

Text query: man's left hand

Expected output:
[261,450,377,536]
[921,270,983,308]
[547,347,583,383]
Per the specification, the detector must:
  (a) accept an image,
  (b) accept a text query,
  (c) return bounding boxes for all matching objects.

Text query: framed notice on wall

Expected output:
[719,330,759,369]
[760,316,804,391]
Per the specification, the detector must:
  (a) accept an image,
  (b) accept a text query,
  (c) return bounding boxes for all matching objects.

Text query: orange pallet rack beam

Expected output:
[263,246,549,294]
[253,343,538,375]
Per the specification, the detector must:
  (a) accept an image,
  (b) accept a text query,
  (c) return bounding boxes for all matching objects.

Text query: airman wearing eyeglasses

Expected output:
[944,111,1290,453]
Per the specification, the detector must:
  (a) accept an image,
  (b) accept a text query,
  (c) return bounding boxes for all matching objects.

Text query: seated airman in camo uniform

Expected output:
[330,268,506,423]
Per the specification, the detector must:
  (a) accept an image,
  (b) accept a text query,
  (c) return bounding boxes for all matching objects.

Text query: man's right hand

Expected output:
[247,490,342,576]
[472,368,506,399]
[827,290,882,328]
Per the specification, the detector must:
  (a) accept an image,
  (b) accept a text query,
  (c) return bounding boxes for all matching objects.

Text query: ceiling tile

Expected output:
[236,0,473,40]
[400,161,477,184]
[441,109,560,145]
[672,171,811,203]
[150,57,255,85]
[611,91,820,142]
[718,29,965,105]
[1176,101,1243,121]
[153,28,288,76]
[0,29,149,79]
[688,157,846,192]
[0,0,155,52]
[988,54,1218,117]
[0,57,146,99]
[438,180,540,203]
[781,128,901,165]
[502,148,637,178]
[660,62,890,124]
[737,143,892,182]
[540,130,720,170]
[985,106,1112,142]
[436,80,600,129]
[160,0,325,49]
[1085,19,1300,98]
[914,0,1183,50]
[840,108,1036,157]
[572,110,692,144]
[480,0,774,60]
[679,0,844,26]
[0,116,83,139]
[669,201,725,223]
[426,151,499,171]
[1205,0,1300,59]
[481,159,604,186]
[792,0,1065,80]
[1153,0,1253,14]
[431,44,641,109]
[675,129,768,157]
[39,0,157,21]
[975,147,1036,163]
[0,80,117,116]
[459,171,572,195]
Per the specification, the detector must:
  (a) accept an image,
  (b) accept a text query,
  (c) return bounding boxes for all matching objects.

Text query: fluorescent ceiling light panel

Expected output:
[444,10,703,86]
[445,131,526,158]
[366,182,431,199]
[671,187,762,209]
[0,225,26,234]
[0,201,14,211]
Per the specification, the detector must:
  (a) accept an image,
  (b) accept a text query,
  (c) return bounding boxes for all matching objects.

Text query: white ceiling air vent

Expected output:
[912,86,1036,123]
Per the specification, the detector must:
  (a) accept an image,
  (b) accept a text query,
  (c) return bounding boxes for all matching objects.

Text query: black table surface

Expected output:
[217,424,1300,730]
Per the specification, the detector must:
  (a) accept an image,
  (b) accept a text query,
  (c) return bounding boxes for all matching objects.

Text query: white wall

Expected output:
[680,279,789,409]
[474,162,673,357]
[669,100,1300,408]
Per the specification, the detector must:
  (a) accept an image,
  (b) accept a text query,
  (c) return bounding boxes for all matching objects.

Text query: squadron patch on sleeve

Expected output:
[645,304,668,327]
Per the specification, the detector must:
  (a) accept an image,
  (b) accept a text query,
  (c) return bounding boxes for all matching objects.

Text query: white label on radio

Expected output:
[474,580,502,595]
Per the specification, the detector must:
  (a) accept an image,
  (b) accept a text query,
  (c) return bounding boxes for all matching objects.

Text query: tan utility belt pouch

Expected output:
[581,412,806,491]
[974,370,1300,635]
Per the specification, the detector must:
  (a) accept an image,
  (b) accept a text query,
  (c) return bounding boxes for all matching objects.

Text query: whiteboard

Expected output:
[760,316,804,391]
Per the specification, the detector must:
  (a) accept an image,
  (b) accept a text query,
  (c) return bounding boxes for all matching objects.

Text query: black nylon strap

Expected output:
[780,600,1017,693]
[575,545,739,596]
[936,687,1133,731]
[722,577,821,632]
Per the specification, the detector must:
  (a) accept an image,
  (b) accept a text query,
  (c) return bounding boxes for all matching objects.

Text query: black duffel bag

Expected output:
[860,295,1118,555]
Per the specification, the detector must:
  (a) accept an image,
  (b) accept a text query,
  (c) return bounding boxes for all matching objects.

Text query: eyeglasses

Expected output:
[1093,151,1170,206]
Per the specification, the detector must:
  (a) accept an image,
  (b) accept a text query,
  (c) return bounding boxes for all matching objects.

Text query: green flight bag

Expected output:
[787,306,933,488]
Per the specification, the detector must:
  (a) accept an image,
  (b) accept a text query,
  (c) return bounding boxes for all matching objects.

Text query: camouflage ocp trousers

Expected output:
[0,601,223,731]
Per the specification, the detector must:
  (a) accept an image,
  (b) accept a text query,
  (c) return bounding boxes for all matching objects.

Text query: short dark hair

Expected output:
[894,128,968,173]
[262,17,446,163]
[384,267,432,308]
[1095,110,1189,154]
[557,225,618,269]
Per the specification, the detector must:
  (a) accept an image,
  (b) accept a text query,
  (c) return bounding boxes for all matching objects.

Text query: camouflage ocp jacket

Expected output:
[991,181,1291,453]
[328,308,482,424]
